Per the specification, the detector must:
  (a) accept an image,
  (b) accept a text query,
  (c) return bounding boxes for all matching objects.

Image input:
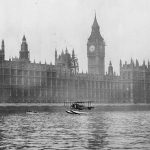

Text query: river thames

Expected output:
[0,110,150,150]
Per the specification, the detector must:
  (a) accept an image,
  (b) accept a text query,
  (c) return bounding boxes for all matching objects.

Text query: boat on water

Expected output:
[26,111,38,115]
[66,109,87,115]
[65,101,94,115]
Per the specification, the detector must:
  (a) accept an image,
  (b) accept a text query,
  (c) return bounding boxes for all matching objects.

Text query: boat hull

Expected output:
[26,111,37,115]
[66,109,87,115]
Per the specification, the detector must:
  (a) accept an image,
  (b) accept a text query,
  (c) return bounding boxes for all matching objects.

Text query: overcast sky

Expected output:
[0,0,150,73]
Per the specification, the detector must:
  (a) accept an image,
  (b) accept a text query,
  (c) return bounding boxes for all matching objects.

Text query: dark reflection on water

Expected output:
[0,111,150,150]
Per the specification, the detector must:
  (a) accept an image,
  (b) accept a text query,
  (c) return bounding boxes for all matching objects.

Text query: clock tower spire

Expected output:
[87,14,105,76]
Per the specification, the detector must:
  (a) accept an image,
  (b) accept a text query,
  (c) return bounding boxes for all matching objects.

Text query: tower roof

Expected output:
[22,35,26,42]
[109,61,112,66]
[92,13,99,29]
[88,13,104,42]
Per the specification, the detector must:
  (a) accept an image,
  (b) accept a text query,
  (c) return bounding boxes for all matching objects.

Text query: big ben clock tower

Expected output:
[87,14,105,76]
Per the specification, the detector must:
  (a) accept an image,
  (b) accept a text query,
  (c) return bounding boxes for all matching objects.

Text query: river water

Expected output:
[0,111,150,150]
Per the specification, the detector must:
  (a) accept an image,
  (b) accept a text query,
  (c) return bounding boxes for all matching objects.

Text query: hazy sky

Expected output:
[0,0,150,73]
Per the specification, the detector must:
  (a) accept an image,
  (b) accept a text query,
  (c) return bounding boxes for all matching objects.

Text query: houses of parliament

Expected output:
[0,15,150,103]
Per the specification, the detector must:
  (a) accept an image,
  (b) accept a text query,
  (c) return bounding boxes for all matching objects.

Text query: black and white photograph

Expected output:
[0,0,150,149]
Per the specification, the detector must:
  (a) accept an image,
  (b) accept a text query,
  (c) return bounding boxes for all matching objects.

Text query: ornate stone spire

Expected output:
[22,35,26,41]
[120,59,122,67]
[148,60,150,68]
[108,61,113,75]
[72,49,75,58]
[1,40,5,51]
[55,49,57,59]
[92,13,99,29]
[21,35,28,51]
[88,13,103,42]
[0,40,5,62]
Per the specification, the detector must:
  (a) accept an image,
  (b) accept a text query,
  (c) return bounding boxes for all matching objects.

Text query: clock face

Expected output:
[89,45,95,52]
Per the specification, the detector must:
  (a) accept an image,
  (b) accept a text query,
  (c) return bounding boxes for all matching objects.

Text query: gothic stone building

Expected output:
[0,15,150,103]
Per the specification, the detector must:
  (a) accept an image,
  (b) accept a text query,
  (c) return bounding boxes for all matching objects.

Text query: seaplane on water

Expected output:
[64,101,94,115]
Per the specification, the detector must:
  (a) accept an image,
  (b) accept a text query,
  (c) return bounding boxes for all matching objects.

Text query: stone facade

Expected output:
[0,16,150,103]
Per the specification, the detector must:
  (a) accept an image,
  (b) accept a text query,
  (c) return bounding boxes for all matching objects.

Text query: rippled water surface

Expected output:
[0,111,150,150]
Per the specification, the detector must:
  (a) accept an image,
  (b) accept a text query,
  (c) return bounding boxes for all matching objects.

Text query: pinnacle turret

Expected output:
[1,40,5,51]
[108,61,113,76]
[22,35,26,42]
[55,49,57,58]
[120,59,122,67]
[148,60,150,68]
[136,59,139,67]
[0,39,5,62]
[72,49,75,58]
